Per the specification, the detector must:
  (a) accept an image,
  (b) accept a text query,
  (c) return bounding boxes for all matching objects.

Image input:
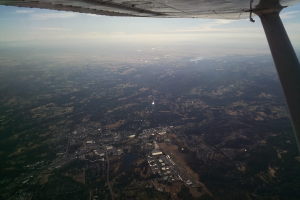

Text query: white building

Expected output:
[152,150,163,156]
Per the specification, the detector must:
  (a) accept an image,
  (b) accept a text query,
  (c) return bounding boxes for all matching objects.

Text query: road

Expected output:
[106,151,114,200]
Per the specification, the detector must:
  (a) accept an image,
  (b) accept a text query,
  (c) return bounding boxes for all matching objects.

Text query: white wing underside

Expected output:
[0,0,299,19]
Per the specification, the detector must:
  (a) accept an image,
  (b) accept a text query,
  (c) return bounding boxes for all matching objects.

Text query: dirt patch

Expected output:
[64,169,85,184]
[158,141,213,198]
[39,172,51,184]
[152,180,182,200]
[106,120,125,129]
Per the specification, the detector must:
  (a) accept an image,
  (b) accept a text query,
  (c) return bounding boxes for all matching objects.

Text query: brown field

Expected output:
[105,120,125,129]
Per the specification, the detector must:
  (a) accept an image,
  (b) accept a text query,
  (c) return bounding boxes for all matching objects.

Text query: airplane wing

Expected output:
[0,0,299,19]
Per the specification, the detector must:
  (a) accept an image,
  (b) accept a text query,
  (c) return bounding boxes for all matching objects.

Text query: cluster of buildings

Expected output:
[147,152,178,182]
[147,144,194,186]
[67,127,137,163]
[139,128,195,187]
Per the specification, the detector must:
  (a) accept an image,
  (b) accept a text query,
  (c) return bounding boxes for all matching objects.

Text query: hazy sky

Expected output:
[1,3,300,57]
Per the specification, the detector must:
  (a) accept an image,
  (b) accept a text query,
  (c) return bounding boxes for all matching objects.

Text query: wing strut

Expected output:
[255,5,300,151]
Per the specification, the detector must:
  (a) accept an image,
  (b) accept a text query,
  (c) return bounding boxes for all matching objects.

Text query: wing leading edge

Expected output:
[0,0,299,19]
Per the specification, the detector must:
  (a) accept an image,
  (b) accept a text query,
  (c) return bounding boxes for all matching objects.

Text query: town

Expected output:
[46,125,208,199]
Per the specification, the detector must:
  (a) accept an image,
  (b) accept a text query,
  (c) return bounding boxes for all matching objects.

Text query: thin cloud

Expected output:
[281,10,300,19]
[86,13,100,17]
[214,19,236,25]
[36,27,71,31]
[164,19,256,34]
[188,19,236,30]
[30,12,78,20]
[16,9,35,14]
